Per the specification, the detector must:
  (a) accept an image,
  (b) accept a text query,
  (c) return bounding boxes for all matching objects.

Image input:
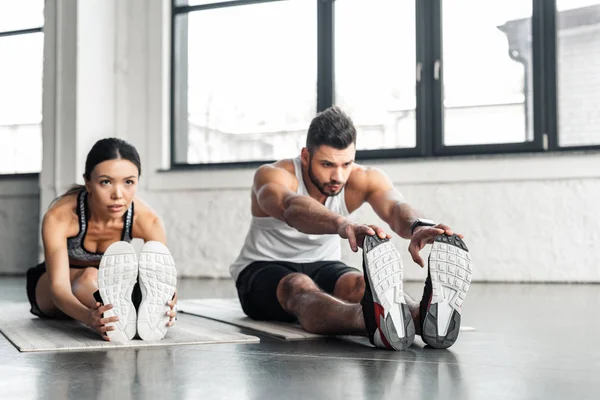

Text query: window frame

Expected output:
[170,0,600,170]
[431,0,551,156]
[0,24,43,176]
[550,0,600,152]
[0,27,42,38]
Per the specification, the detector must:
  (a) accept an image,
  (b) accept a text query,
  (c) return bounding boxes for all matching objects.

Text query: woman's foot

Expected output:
[97,241,139,342]
[137,241,177,341]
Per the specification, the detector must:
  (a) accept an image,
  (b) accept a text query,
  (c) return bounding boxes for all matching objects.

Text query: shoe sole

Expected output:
[422,234,473,349]
[363,236,415,350]
[137,241,177,341]
[98,241,138,342]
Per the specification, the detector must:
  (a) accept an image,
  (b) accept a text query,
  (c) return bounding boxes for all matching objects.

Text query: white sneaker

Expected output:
[137,241,178,341]
[97,241,139,342]
[361,235,415,350]
[420,234,473,349]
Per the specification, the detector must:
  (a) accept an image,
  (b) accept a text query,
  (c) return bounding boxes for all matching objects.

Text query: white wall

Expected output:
[0,175,40,274]
[36,0,600,282]
[139,153,600,282]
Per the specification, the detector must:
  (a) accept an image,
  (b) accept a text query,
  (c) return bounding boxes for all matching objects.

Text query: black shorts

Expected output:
[25,262,98,318]
[235,260,359,322]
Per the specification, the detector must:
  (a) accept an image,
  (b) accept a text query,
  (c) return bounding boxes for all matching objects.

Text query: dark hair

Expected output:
[60,138,141,198]
[306,106,357,154]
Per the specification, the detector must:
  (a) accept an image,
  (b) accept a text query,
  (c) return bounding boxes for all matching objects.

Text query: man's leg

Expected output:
[333,272,365,304]
[276,273,366,336]
[332,269,423,335]
[329,267,423,336]
[403,292,422,335]
[237,254,415,350]
[235,261,303,323]
[304,261,365,304]
[236,261,366,335]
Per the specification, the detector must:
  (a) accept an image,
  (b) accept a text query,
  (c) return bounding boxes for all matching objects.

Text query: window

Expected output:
[335,0,417,151]
[171,0,599,168]
[555,0,600,147]
[172,0,316,165]
[441,1,532,146]
[0,1,44,174]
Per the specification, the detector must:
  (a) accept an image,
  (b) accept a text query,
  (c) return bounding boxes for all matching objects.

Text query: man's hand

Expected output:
[337,220,391,252]
[409,223,464,267]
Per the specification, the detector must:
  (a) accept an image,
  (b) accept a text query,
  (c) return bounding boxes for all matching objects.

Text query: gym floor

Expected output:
[0,277,597,400]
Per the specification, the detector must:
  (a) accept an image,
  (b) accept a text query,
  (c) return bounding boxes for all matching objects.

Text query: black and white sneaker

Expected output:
[97,241,139,342]
[420,234,473,349]
[361,235,415,350]
[137,241,177,341]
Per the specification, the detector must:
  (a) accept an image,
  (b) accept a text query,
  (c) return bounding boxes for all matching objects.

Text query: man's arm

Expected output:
[254,164,386,251]
[364,168,460,267]
[254,165,343,234]
[363,168,425,238]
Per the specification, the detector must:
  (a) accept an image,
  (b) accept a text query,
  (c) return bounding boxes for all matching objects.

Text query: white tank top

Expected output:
[229,157,351,281]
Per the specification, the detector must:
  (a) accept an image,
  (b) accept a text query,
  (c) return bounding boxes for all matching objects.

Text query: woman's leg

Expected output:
[70,267,100,308]
[34,267,99,317]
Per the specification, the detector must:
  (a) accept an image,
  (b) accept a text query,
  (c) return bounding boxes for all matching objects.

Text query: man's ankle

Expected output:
[355,305,368,336]
[404,294,421,335]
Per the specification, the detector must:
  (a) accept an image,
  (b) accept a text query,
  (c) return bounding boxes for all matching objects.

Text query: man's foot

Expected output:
[137,241,177,341]
[361,235,415,350]
[420,234,473,349]
[97,241,139,342]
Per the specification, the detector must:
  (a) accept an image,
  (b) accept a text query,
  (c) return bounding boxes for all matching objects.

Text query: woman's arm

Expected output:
[131,198,167,244]
[42,211,92,322]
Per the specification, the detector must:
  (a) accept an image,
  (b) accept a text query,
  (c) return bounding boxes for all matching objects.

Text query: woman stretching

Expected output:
[26,138,177,342]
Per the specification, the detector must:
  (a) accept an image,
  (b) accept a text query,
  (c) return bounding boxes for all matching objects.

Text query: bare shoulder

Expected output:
[347,163,391,192]
[43,194,78,227]
[42,194,79,239]
[131,197,166,241]
[132,197,158,218]
[253,158,298,191]
[131,197,161,227]
[344,164,395,212]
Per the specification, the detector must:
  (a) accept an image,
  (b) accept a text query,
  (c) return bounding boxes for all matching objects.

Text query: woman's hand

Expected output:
[86,302,119,341]
[166,291,178,327]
